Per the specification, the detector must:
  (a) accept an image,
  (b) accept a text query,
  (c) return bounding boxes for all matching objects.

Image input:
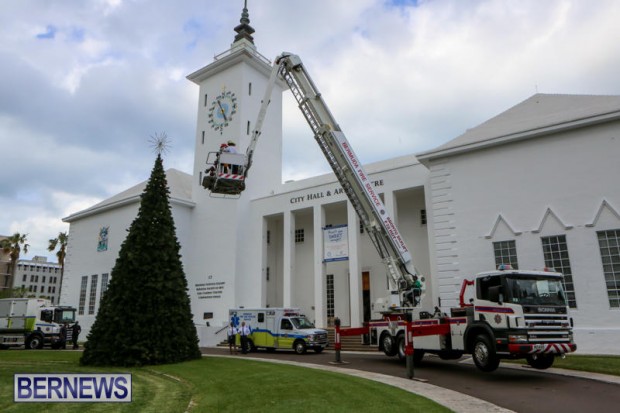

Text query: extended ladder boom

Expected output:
[273,53,418,307]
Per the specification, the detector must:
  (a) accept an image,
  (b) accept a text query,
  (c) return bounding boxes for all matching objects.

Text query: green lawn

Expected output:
[513,354,620,377]
[0,351,450,412]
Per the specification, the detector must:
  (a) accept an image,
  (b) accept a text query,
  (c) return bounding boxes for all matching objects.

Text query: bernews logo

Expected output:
[14,373,132,403]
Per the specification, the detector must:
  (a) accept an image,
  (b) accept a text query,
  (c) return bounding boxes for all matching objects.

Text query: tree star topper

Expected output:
[149,132,172,155]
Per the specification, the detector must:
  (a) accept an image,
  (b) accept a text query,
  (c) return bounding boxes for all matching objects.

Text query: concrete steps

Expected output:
[326,328,375,352]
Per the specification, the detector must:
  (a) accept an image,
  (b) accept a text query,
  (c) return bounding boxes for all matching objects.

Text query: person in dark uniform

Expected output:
[72,321,82,349]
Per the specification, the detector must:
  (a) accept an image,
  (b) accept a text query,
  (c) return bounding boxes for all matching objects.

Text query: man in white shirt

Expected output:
[239,321,251,354]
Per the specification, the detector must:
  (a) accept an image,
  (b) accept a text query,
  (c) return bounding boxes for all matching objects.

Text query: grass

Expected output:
[0,351,450,413]
[511,354,620,377]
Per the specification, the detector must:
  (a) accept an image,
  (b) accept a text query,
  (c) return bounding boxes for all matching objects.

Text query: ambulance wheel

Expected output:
[294,340,307,355]
[526,354,554,370]
[472,334,499,372]
[25,334,44,350]
[381,332,397,357]
[314,347,324,354]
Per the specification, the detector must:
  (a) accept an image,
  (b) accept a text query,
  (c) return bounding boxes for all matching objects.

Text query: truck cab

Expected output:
[454,267,576,371]
[230,308,328,354]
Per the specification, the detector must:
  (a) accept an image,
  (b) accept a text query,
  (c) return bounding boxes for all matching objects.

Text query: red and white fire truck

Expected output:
[202,52,576,372]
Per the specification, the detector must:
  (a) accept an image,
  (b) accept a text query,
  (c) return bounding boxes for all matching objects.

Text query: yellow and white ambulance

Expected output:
[229,308,328,354]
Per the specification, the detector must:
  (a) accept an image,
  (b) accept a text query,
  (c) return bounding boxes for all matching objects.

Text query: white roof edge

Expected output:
[417,110,620,164]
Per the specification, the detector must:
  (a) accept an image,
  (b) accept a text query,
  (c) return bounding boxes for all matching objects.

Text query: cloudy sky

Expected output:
[2,0,620,260]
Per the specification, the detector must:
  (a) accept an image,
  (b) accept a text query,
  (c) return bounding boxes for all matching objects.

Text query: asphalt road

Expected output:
[202,347,620,413]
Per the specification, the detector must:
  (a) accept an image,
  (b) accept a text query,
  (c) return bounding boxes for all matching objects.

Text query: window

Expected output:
[420,209,427,225]
[100,273,109,300]
[30,275,34,282]
[42,276,46,283]
[493,240,519,269]
[89,274,98,315]
[280,319,292,330]
[326,274,335,320]
[22,274,27,282]
[597,229,620,308]
[78,276,88,315]
[258,312,264,323]
[541,235,576,308]
[266,230,270,245]
[295,229,305,243]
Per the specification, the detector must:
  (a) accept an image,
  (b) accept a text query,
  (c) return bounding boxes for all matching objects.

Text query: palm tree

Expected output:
[48,231,68,302]
[0,232,29,294]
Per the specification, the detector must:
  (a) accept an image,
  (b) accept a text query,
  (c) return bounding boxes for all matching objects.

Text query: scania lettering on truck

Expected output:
[230,308,328,354]
[0,298,77,349]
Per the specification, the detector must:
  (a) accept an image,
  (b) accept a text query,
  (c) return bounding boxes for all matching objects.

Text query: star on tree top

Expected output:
[149,132,172,155]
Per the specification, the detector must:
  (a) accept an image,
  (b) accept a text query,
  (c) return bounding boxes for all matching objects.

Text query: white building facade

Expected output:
[14,256,62,304]
[61,7,620,354]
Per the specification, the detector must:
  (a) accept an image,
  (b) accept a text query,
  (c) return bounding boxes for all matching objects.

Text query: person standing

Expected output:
[227,322,238,354]
[71,321,81,350]
[239,321,251,354]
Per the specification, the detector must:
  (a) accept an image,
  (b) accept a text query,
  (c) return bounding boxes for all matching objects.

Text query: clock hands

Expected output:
[217,100,228,122]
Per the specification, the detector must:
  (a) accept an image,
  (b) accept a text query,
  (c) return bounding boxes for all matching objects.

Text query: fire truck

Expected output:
[202,52,576,372]
[0,298,77,349]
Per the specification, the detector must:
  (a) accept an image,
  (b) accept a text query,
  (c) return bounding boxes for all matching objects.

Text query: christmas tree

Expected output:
[81,148,201,366]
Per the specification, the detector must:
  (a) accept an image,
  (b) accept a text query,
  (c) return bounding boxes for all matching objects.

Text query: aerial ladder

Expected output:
[202,52,422,309]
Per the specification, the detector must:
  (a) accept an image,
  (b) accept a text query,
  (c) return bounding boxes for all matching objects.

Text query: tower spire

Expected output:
[233,0,255,44]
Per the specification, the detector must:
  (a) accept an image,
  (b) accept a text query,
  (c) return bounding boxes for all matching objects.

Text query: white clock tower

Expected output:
[185,2,284,327]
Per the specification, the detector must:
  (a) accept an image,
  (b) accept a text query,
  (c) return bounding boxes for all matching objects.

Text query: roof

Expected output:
[63,168,194,223]
[417,93,620,163]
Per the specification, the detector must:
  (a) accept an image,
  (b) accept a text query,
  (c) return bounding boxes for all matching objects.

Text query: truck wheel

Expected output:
[294,340,307,355]
[397,334,407,361]
[526,354,554,370]
[472,334,499,372]
[25,335,44,350]
[381,332,397,357]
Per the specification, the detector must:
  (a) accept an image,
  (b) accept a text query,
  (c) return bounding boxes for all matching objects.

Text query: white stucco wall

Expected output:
[425,120,620,354]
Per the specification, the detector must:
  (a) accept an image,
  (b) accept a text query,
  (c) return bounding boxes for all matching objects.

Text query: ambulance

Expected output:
[229,308,328,354]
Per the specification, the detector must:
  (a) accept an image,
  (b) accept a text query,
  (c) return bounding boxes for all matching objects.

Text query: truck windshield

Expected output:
[290,317,315,329]
[55,309,76,324]
[505,276,566,306]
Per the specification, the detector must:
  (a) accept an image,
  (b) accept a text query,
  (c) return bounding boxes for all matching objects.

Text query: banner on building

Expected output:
[323,225,349,262]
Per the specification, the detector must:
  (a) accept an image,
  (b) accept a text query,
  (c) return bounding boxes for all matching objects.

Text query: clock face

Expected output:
[208,89,237,134]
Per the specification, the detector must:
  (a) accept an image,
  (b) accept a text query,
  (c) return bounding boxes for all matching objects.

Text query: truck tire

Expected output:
[397,334,425,365]
[25,334,44,350]
[294,340,307,355]
[381,332,397,357]
[526,354,554,370]
[397,334,406,361]
[472,334,499,372]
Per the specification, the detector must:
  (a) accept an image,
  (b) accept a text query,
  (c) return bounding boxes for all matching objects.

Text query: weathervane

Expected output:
[149,132,172,155]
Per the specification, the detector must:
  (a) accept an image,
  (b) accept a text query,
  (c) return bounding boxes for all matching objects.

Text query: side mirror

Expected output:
[488,285,504,304]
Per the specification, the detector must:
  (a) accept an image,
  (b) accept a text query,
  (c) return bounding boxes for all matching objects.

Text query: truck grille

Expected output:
[524,314,571,342]
[315,333,328,344]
